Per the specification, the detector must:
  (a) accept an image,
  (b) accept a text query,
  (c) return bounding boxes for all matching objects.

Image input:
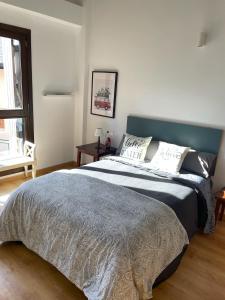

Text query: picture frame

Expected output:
[91,71,118,118]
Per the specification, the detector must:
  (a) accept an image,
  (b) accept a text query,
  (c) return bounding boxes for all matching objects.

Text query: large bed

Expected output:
[0,116,222,300]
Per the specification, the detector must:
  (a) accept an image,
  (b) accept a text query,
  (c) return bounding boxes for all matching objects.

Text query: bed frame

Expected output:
[126,115,223,287]
[127,116,222,155]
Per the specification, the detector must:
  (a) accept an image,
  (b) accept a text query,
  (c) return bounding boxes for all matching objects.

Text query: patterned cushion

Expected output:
[145,141,190,174]
[120,134,152,161]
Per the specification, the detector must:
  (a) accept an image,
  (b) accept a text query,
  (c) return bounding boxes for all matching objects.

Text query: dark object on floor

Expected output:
[215,189,225,222]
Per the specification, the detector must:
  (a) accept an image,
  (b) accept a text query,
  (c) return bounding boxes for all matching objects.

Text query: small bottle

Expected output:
[105,131,111,151]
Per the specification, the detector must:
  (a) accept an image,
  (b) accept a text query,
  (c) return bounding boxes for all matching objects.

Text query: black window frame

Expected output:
[0,23,34,175]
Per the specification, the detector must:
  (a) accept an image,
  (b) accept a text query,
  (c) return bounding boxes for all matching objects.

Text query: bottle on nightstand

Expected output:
[105,131,112,151]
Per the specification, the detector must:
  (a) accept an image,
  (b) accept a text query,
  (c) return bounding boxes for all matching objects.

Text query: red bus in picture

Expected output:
[94,97,111,110]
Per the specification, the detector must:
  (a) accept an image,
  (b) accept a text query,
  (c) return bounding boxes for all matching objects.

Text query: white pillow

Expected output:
[145,141,190,174]
[120,134,152,161]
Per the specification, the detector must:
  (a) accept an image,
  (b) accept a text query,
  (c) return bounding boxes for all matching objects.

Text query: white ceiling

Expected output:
[65,0,83,6]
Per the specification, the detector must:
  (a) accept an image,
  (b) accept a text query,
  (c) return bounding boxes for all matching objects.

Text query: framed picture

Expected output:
[91,71,118,118]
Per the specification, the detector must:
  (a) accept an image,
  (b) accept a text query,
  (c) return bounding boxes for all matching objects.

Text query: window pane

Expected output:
[0,118,24,159]
[0,37,23,110]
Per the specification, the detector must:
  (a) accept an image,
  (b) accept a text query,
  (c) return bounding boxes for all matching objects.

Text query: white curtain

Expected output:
[1,37,17,157]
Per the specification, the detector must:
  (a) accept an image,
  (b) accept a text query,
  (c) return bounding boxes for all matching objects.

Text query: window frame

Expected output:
[0,22,34,141]
[0,23,34,176]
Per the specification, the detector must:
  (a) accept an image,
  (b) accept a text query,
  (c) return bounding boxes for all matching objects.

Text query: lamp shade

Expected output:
[95,128,103,137]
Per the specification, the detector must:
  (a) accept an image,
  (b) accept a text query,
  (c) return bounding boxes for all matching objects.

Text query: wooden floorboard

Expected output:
[1,176,225,300]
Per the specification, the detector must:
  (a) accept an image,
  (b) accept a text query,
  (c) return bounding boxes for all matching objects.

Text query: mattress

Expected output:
[79,158,208,239]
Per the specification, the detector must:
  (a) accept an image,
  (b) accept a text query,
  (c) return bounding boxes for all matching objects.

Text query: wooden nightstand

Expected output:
[215,189,225,223]
[76,143,117,167]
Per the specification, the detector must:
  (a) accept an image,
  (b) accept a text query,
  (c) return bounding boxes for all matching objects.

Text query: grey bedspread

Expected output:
[0,168,188,300]
[98,156,213,233]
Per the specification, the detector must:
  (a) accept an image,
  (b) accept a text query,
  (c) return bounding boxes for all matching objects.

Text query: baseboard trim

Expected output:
[0,161,77,183]
[37,161,77,176]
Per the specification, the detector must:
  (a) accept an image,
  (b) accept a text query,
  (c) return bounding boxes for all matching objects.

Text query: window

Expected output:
[0,23,33,165]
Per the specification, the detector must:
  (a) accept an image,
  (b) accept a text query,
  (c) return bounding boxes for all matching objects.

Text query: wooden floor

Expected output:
[1,176,225,300]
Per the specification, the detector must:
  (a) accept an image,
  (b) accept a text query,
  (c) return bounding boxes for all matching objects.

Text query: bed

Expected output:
[0,116,222,300]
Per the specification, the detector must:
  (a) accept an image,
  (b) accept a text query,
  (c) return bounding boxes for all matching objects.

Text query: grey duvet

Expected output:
[0,167,188,300]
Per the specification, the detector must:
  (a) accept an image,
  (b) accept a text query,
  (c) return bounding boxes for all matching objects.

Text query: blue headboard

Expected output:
[127,116,222,155]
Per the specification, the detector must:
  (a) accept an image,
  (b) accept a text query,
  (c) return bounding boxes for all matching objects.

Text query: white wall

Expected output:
[0,2,79,169]
[80,0,225,189]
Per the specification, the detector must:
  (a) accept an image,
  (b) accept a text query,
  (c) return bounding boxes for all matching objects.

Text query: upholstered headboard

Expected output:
[127,116,222,155]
